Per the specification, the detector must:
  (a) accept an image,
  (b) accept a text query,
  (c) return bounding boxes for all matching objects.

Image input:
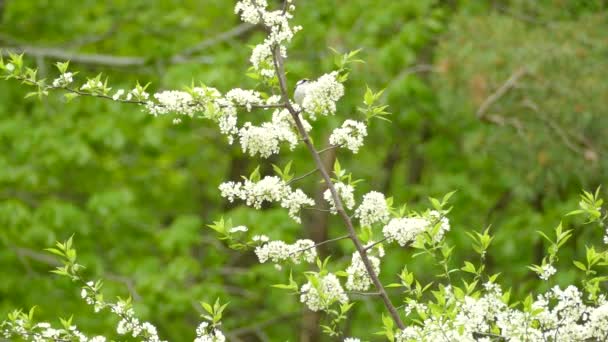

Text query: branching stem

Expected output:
[286,168,318,185]
[289,234,350,256]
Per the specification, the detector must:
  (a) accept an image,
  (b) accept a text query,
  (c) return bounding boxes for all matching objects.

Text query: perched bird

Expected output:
[293,78,310,105]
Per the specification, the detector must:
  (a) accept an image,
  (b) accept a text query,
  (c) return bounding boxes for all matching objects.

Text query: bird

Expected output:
[293,78,310,106]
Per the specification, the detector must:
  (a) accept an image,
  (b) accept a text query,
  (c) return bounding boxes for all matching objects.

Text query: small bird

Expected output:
[293,78,310,105]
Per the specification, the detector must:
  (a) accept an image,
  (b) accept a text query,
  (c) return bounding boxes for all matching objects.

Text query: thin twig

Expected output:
[364,237,389,251]
[286,168,318,185]
[476,67,527,119]
[317,144,341,154]
[289,234,350,256]
[1,45,214,67]
[11,74,286,110]
[176,24,255,58]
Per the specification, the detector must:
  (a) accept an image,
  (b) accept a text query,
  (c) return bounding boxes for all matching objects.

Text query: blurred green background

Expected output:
[1,0,606,340]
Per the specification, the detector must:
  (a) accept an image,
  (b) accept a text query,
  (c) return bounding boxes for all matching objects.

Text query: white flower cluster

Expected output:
[323,182,355,214]
[51,72,74,87]
[148,90,196,116]
[80,284,164,342]
[145,87,219,117]
[238,109,299,158]
[219,176,314,223]
[538,263,557,281]
[345,252,381,291]
[80,79,103,91]
[343,338,361,342]
[382,217,428,247]
[282,188,315,223]
[0,319,104,341]
[300,72,345,119]
[427,210,451,242]
[254,239,317,265]
[225,88,263,112]
[140,86,243,143]
[329,120,368,153]
[354,191,390,227]
[395,283,608,342]
[80,281,104,313]
[194,322,225,342]
[235,0,300,78]
[300,273,348,312]
[273,108,312,132]
[111,302,162,342]
[382,211,451,247]
[126,87,150,102]
[113,89,125,100]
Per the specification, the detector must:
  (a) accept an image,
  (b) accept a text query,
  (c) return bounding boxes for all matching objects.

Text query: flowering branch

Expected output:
[270,43,406,329]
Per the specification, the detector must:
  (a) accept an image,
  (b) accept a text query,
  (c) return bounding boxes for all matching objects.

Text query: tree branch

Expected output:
[287,168,318,185]
[176,23,255,58]
[1,45,213,68]
[476,67,527,120]
[290,234,350,256]
[317,144,341,154]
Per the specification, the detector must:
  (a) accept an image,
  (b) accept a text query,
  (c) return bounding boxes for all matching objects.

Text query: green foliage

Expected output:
[0,0,607,340]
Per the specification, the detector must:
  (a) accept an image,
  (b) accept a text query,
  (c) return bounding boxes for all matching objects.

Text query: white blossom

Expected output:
[280,188,315,223]
[249,43,275,78]
[235,0,299,78]
[586,301,608,340]
[148,90,195,116]
[382,217,428,247]
[354,191,389,227]
[112,89,125,100]
[194,322,225,342]
[383,211,450,247]
[237,109,301,158]
[219,176,314,222]
[126,86,150,101]
[300,273,348,312]
[238,121,297,158]
[80,79,103,91]
[254,239,316,265]
[51,72,74,87]
[300,72,345,119]
[538,263,557,281]
[225,88,263,111]
[89,337,106,342]
[323,182,355,214]
[427,210,450,242]
[345,252,380,291]
[329,120,368,153]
